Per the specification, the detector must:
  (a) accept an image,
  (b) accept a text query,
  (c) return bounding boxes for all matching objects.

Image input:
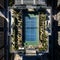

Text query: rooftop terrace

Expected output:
[9,6,52,55]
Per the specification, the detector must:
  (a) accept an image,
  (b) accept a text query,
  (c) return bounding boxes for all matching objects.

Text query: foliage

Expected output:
[11,9,22,51]
[39,12,48,52]
[9,0,14,6]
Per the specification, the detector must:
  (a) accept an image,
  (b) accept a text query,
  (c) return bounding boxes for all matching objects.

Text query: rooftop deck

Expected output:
[9,7,52,55]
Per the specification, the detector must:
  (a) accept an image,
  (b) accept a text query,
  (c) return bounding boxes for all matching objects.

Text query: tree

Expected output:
[9,0,14,6]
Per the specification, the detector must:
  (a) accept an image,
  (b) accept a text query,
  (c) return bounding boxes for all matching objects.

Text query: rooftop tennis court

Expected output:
[24,14,39,46]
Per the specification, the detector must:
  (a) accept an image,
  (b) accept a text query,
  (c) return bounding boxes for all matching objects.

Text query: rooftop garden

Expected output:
[10,9,23,52]
[10,8,49,53]
[39,13,48,52]
[9,0,14,6]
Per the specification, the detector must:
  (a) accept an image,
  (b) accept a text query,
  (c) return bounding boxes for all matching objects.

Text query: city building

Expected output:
[8,0,52,60]
[0,0,60,60]
[0,0,5,60]
[0,0,8,60]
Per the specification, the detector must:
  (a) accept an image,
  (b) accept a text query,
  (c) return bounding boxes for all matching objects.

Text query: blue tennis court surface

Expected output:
[25,17,37,41]
[25,14,39,46]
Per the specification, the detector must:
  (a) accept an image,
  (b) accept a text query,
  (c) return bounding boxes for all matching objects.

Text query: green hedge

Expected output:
[9,0,14,6]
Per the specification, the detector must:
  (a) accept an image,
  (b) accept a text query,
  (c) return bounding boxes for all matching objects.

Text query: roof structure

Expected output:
[15,0,46,5]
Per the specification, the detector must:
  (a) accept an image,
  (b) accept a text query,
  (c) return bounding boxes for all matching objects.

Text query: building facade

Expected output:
[0,0,5,60]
